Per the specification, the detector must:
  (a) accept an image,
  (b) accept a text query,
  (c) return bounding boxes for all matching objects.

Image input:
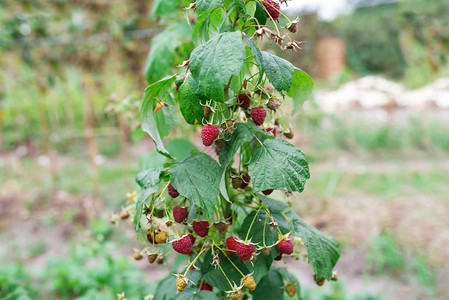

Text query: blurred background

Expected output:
[1,0,449,299]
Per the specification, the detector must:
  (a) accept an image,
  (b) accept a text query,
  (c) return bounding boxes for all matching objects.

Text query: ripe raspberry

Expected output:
[242,274,256,291]
[199,282,213,291]
[274,254,283,261]
[147,231,158,244]
[237,93,251,109]
[173,206,189,223]
[265,127,277,137]
[262,189,274,195]
[251,107,267,126]
[262,0,281,21]
[229,289,243,300]
[188,234,196,245]
[172,235,193,255]
[277,238,293,255]
[176,275,188,291]
[226,236,238,252]
[285,283,296,297]
[155,231,168,244]
[240,172,251,189]
[201,125,220,146]
[236,240,255,261]
[193,220,210,237]
[168,183,179,198]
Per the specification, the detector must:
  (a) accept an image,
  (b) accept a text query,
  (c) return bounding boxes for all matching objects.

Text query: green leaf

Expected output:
[192,8,225,46]
[141,75,177,156]
[154,275,178,300]
[140,151,167,170]
[257,194,289,213]
[261,51,294,92]
[250,267,284,300]
[218,123,253,170]
[166,139,197,161]
[134,168,162,231]
[196,0,222,13]
[287,68,314,113]
[239,209,278,246]
[254,1,267,25]
[248,139,310,193]
[246,36,265,85]
[178,286,217,300]
[170,153,221,217]
[286,211,340,281]
[204,250,250,291]
[151,0,182,17]
[178,75,207,125]
[144,23,191,83]
[244,251,274,283]
[190,31,246,102]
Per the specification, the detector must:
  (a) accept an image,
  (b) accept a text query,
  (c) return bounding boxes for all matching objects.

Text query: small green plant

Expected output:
[119,1,340,299]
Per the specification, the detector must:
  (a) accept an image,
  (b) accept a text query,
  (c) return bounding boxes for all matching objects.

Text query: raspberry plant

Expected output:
[120,1,340,299]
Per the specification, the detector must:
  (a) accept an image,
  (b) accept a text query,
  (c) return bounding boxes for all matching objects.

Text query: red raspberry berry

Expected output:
[240,172,251,189]
[237,93,251,109]
[168,183,179,198]
[277,238,294,255]
[147,232,158,244]
[188,234,196,245]
[251,107,267,126]
[172,235,192,255]
[193,220,210,237]
[262,0,281,21]
[262,189,274,195]
[173,206,189,223]
[236,241,255,261]
[226,236,238,252]
[265,127,277,137]
[201,125,220,146]
[199,282,213,291]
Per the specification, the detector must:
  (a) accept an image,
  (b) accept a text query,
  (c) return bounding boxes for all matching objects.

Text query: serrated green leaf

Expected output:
[287,68,314,113]
[134,168,162,231]
[141,75,177,156]
[178,75,207,125]
[218,123,253,170]
[170,153,221,217]
[254,1,267,25]
[248,139,310,193]
[286,211,340,281]
[192,8,225,46]
[246,36,265,85]
[250,267,284,300]
[151,0,182,17]
[139,151,167,170]
[244,250,274,283]
[204,251,250,291]
[178,286,217,300]
[239,209,278,246]
[257,194,289,213]
[190,31,246,102]
[154,275,178,300]
[261,51,294,92]
[144,23,191,84]
[166,139,197,161]
[196,0,222,13]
